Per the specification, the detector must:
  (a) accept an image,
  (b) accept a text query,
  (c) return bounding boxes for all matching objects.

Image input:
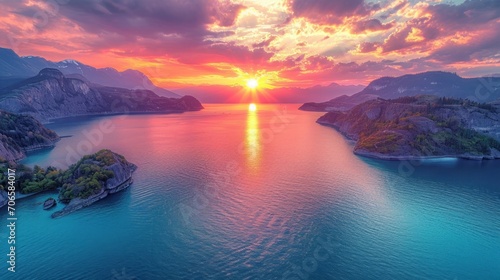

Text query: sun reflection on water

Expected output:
[245,103,260,168]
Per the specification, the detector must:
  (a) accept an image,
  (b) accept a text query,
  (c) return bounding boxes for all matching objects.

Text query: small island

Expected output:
[317,95,500,160]
[0,149,136,217]
[52,149,137,218]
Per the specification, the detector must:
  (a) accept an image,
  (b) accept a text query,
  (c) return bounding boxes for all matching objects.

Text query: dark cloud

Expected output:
[59,0,245,38]
[427,0,500,26]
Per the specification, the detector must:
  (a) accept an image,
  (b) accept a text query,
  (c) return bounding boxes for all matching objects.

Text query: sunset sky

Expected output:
[1,0,499,89]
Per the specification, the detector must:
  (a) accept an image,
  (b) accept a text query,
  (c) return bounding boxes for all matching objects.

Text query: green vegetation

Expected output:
[0,110,58,150]
[59,150,117,202]
[328,96,500,157]
[18,165,62,194]
[0,150,123,204]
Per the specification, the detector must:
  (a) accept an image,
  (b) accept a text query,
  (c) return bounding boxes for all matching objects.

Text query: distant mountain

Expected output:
[174,83,364,103]
[0,47,179,98]
[317,95,500,160]
[0,68,203,122]
[300,72,500,111]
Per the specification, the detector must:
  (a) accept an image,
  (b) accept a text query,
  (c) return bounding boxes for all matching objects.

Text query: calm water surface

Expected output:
[1,104,499,279]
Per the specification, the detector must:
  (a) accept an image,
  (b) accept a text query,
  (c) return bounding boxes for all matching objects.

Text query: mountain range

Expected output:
[0,48,179,98]
[173,83,365,103]
[0,68,203,122]
[300,71,500,111]
[0,48,366,103]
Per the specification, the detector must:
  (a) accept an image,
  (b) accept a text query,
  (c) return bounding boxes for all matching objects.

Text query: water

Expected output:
[1,104,499,279]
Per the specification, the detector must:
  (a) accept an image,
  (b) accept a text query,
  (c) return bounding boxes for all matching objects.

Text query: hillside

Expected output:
[0,68,203,122]
[0,110,59,161]
[300,72,500,112]
[317,95,500,160]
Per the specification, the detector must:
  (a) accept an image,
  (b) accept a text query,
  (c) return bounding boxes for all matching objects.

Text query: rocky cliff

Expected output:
[52,149,136,218]
[0,68,203,122]
[0,110,59,161]
[317,96,500,160]
[300,71,500,112]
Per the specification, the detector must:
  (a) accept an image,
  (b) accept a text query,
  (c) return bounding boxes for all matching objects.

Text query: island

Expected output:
[52,149,137,218]
[317,95,500,160]
[0,149,136,216]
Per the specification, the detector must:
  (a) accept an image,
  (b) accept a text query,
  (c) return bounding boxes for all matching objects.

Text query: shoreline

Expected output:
[51,176,134,218]
[42,109,197,124]
[353,150,500,161]
[317,120,500,161]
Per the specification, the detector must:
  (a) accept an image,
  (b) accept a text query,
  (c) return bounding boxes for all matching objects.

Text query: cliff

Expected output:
[0,68,203,122]
[317,95,500,160]
[300,71,500,112]
[51,149,136,218]
[0,110,59,161]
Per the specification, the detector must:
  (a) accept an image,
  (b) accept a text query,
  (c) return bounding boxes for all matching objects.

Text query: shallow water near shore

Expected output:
[1,104,499,279]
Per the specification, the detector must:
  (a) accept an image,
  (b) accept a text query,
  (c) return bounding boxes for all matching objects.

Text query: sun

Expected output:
[246,78,258,89]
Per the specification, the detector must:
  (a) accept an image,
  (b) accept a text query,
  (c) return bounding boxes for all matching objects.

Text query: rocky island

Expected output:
[52,149,137,218]
[317,95,500,160]
[1,149,136,216]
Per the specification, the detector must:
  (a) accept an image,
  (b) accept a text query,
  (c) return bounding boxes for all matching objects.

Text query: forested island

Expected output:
[0,149,136,217]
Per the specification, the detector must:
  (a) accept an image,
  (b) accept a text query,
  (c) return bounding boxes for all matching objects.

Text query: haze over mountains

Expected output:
[300,72,500,112]
[0,48,365,103]
[174,83,365,103]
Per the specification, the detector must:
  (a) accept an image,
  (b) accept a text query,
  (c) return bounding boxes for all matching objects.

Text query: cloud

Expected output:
[379,0,500,57]
[286,0,380,24]
[357,42,379,53]
[351,19,394,33]
[0,0,498,87]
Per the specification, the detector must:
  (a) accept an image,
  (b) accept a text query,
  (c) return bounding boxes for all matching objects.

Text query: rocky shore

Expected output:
[317,95,500,160]
[51,178,134,218]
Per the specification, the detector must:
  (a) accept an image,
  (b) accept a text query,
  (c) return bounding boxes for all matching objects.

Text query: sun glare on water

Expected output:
[246,79,258,89]
[249,103,257,111]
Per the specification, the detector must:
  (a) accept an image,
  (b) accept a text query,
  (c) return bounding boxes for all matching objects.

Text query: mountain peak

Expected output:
[38,68,64,80]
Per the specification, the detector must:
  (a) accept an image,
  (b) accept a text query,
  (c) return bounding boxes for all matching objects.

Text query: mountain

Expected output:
[317,95,500,160]
[0,109,59,161]
[173,83,364,103]
[0,47,179,98]
[0,68,203,122]
[300,71,500,111]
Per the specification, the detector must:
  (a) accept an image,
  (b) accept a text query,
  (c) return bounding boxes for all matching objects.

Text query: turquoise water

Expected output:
[1,104,499,279]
